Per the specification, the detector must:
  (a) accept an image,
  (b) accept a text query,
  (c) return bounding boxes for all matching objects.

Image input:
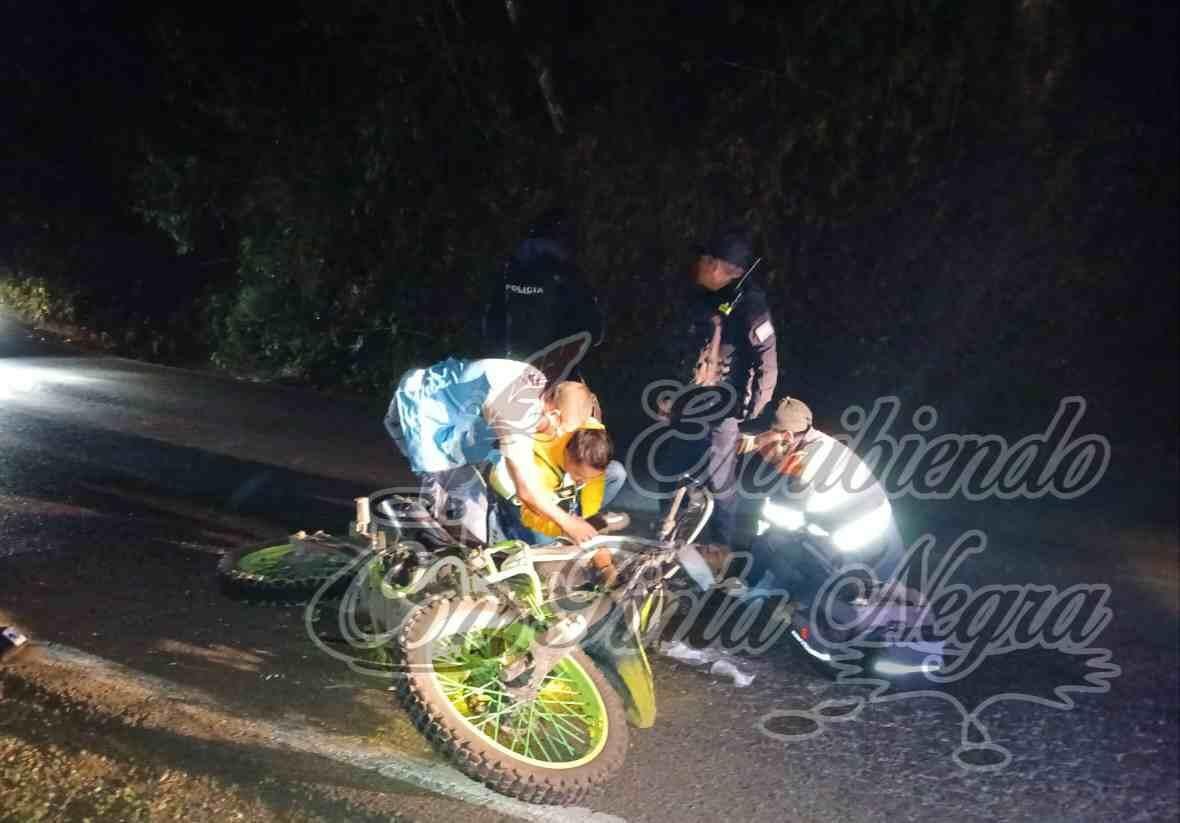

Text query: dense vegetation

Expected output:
[2,1,1175,442]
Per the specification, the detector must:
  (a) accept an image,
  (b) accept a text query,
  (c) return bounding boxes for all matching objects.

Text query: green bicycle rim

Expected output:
[234,544,351,581]
[431,629,610,769]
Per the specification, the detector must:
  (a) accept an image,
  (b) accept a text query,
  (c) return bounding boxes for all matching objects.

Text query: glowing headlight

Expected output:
[830,501,892,552]
[761,499,805,531]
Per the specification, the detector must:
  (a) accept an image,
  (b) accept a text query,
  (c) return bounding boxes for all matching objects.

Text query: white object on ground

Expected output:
[709,659,755,688]
[658,641,756,687]
[658,641,721,666]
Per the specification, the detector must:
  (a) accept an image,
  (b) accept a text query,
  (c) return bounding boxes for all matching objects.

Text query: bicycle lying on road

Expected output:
[218,489,718,805]
[217,455,943,804]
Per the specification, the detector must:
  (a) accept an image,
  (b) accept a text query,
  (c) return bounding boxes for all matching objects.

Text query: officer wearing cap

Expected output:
[665,223,779,545]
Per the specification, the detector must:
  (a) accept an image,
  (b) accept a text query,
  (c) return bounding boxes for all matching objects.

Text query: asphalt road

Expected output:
[1,313,1177,822]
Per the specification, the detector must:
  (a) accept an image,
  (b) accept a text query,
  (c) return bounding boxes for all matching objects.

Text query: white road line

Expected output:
[31,642,627,823]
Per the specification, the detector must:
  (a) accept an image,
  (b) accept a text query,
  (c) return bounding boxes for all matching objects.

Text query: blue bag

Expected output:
[390,358,502,474]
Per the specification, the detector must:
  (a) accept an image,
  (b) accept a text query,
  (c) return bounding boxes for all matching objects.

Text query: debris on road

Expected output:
[0,627,30,664]
[658,641,756,687]
[709,659,755,688]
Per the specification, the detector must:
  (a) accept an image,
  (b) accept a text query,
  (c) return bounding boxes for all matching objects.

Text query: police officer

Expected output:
[481,208,605,380]
[666,223,778,545]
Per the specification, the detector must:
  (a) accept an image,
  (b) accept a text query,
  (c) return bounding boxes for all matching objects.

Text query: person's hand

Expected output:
[737,433,758,454]
[754,430,789,460]
[562,515,599,546]
[656,396,673,422]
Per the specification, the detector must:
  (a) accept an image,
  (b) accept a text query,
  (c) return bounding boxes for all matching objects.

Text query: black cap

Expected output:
[701,223,755,271]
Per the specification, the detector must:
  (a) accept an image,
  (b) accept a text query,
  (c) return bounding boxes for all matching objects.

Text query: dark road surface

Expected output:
[1,313,1178,822]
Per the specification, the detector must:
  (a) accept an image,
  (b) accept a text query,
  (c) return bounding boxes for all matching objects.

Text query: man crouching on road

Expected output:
[739,397,906,587]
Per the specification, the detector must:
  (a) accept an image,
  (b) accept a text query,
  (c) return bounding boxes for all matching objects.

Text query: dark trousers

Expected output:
[703,418,741,543]
[660,417,742,545]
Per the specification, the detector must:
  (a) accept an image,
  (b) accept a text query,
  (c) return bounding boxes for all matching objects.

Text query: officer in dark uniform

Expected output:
[481,208,605,381]
[666,223,778,545]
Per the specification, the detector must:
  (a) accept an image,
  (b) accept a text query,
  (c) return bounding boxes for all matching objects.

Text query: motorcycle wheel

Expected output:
[395,595,628,805]
[217,542,353,605]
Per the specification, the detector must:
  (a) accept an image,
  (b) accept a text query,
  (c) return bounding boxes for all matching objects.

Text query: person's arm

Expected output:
[737,430,773,455]
[743,294,778,419]
[484,371,597,543]
[502,446,597,543]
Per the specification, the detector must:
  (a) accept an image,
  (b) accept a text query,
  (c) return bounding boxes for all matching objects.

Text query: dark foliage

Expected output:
[2,1,1176,442]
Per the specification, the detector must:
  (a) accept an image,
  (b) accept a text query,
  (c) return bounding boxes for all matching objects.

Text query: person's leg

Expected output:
[704,418,742,545]
[415,471,448,523]
[486,494,516,543]
[601,460,627,508]
[495,497,557,545]
[520,526,557,545]
[433,466,491,544]
[652,422,711,532]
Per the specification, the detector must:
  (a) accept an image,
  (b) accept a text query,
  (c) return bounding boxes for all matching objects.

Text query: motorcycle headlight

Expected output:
[830,501,892,553]
[761,499,805,531]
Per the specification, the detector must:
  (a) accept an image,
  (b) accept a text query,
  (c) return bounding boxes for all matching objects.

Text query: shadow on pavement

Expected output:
[0,670,453,822]
[0,408,427,754]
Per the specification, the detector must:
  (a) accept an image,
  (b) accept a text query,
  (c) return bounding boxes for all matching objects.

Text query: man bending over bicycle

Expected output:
[384,348,600,545]
[489,420,626,545]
